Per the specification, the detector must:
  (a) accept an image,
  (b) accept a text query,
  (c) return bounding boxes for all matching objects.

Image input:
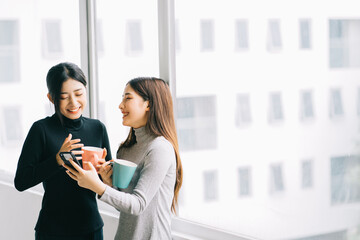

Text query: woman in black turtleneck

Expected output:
[14,62,112,240]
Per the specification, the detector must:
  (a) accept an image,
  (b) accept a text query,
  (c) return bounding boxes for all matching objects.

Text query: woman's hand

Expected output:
[98,159,114,187]
[64,159,106,196]
[56,133,84,166]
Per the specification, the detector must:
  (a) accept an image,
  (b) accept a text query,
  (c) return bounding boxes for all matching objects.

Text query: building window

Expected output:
[329,88,344,118]
[0,20,20,83]
[1,106,23,146]
[299,19,312,49]
[269,92,284,123]
[235,19,249,50]
[301,160,313,188]
[267,19,282,51]
[177,96,217,151]
[329,19,360,68]
[200,19,214,51]
[126,20,143,54]
[300,90,314,120]
[238,167,251,196]
[203,170,218,201]
[42,19,63,59]
[235,93,252,126]
[331,155,360,204]
[270,163,284,193]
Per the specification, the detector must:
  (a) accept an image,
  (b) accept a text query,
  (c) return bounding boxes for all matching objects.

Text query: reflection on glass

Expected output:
[175,0,360,239]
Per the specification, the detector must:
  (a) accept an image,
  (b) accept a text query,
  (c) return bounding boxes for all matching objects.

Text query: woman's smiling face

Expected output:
[59,78,87,119]
[118,84,149,129]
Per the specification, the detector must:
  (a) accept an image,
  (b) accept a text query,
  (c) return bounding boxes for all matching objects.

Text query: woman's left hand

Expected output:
[64,159,106,196]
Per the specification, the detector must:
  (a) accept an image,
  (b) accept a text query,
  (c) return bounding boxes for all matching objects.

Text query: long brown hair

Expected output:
[117,77,183,214]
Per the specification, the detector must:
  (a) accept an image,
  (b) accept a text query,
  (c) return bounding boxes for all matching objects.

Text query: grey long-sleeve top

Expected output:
[99,127,176,240]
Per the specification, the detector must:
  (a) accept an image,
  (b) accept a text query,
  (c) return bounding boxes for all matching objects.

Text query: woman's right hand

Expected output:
[98,159,114,187]
[56,133,84,166]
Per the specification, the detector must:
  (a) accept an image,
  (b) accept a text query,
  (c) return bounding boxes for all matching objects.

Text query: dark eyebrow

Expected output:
[61,88,83,94]
[122,92,132,98]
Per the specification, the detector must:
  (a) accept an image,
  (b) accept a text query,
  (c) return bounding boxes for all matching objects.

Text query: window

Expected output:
[329,88,344,118]
[299,19,312,49]
[269,92,284,122]
[270,163,285,193]
[126,20,143,54]
[300,90,314,120]
[204,170,218,201]
[0,20,19,83]
[235,19,249,50]
[301,160,313,188]
[177,96,217,151]
[0,0,81,174]
[329,19,360,68]
[96,0,159,171]
[200,19,214,51]
[331,155,360,204]
[235,93,252,126]
[42,19,63,58]
[238,167,251,196]
[267,19,282,51]
[1,106,23,146]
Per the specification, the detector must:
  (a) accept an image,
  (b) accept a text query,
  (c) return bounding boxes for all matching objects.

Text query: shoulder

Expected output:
[31,116,53,131]
[147,137,175,159]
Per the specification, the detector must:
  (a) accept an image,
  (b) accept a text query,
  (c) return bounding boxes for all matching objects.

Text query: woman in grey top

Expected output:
[65,77,183,240]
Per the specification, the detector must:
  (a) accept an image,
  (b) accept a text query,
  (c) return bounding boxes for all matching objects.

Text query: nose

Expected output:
[69,96,77,106]
[119,101,124,110]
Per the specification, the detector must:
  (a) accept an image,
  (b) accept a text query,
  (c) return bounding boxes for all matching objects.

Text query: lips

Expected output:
[67,107,81,114]
[122,112,129,118]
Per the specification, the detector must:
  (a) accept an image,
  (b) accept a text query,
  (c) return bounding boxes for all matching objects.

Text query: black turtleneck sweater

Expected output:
[14,114,112,236]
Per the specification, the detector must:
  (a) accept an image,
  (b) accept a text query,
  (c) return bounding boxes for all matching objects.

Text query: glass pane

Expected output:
[0,0,81,173]
[329,19,360,68]
[174,0,360,239]
[96,0,159,166]
[299,19,312,49]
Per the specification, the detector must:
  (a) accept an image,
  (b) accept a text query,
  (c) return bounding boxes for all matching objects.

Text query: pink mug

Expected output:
[81,146,106,170]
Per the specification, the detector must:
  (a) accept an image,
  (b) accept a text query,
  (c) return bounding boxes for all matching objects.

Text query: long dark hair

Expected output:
[46,62,87,124]
[118,77,183,214]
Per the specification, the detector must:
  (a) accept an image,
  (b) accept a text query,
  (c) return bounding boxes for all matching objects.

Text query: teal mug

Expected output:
[112,159,137,189]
